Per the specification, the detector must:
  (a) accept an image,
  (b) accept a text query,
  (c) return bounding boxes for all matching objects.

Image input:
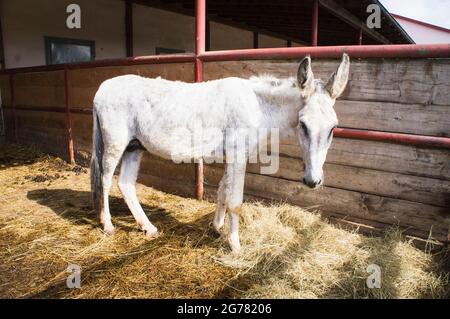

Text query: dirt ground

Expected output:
[0,142,448,298]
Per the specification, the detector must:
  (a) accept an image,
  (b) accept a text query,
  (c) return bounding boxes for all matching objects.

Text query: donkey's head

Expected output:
[297,54,350,189]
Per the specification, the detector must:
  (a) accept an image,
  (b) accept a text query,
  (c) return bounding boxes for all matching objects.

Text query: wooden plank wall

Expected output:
[0,58,449,243]
[0,75,12,140]
[1,71,68,157]
[0,62,197,197]
[202,58,450,243]
[70,62,197,197]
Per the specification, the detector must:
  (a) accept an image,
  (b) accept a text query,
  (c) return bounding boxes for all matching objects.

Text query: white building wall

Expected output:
[258,34,288,48]
[209,21,253,50]
[395,17,450,44]
[1,0,126,68]
[1,0,293,68]
[133,4,195,55]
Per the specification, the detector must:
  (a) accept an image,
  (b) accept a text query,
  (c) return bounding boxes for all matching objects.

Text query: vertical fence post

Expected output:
[253,31,259,49]
[9,74,17,142]
[125,0,133,57]
[312,0,319,46]
[64,68,75,164]
[195,0,206,200]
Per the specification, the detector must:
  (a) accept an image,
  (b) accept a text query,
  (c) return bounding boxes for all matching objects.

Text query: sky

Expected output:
[379,0,450,29]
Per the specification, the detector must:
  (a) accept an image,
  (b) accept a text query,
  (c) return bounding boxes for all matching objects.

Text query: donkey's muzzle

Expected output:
[303,177,322,189]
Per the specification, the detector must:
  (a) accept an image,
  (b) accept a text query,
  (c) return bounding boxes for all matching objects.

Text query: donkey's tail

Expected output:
[91,109,104,215]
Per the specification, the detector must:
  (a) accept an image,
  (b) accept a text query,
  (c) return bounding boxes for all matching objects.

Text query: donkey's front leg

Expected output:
[213,169,228,232]
[226,162,246,253]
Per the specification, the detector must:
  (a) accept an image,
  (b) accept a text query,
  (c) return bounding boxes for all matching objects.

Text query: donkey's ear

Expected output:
[297,56,315,98]
[326,53,350,99]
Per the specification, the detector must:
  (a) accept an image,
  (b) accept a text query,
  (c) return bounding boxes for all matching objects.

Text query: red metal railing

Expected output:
[1,0,449,200]
[0,53,196,75]
[199,43,450,61]
[334,128,450,149]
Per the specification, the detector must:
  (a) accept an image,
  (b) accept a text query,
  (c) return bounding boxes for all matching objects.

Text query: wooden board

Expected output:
[0,75,11,106]
[204,58,450,106]
[138,172,196,199]
[204,165,449,242]
[13,110,68,159]
[245,155,450,207]
[13,71,65,108]
[334,100,450,137]
[278,138,450,180]
[202,184,445,250]
[2,108,15,141]
[70,63,195,109]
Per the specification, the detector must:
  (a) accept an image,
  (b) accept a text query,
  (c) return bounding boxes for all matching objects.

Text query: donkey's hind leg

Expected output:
[101,148,125,235]
[118,149,159,237]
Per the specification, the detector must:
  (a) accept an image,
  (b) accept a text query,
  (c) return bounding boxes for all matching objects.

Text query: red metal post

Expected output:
[253,31,259,49]
[312,0,319,46]
[64,68,75,164]
[195,0,206,200]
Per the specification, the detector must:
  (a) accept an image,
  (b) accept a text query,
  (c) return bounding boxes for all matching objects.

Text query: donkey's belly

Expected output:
[137,129,225,162]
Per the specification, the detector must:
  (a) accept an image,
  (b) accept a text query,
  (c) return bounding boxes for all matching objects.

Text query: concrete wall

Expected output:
[210,21,253,50]
[258,34,287,48]
[1,0,126,68]
[1,0,293,69]
[133,4,195,55]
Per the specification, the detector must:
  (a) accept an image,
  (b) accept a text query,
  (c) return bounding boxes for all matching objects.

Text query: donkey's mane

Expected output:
[249,75,300,95]
[248,75,301,106]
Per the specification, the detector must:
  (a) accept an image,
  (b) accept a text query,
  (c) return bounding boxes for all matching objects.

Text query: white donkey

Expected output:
[91,54,350,252]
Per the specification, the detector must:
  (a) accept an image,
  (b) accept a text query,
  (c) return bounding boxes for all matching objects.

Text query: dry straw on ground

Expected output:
[0,142,448,298]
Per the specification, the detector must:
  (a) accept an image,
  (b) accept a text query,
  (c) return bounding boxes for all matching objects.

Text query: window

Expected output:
[155,47,185,55]
[45,37,95,65]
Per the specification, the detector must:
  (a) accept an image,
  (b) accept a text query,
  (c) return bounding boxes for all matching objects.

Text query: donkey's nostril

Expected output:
[303,178,321,189]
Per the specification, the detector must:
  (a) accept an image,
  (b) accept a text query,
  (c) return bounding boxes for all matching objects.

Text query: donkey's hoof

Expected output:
[143,226,160,238]
[228,236,242,253]
[212,219,224,232]
[208,227,221,239]
[103,223,116,236]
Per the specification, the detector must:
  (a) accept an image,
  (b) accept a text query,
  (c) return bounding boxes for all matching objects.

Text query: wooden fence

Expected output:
[1,57,449,244]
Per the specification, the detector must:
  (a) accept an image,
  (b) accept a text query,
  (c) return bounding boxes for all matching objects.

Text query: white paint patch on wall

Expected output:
[133,4,195,55]
[2,0,126,68]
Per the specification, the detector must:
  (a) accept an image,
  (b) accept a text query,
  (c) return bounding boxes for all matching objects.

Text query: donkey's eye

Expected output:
[300,122,309,138]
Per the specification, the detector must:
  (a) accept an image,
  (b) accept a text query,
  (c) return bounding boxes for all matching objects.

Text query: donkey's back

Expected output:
[93,74,262,159]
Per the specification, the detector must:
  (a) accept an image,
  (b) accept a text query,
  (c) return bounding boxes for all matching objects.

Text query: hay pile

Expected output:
[0,142,448,298]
